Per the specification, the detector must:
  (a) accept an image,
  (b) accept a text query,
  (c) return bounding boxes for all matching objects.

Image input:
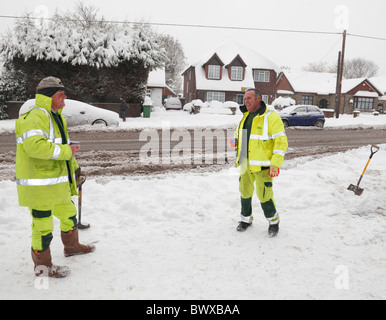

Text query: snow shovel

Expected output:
[348,145,380,196]
[76,171,90,229]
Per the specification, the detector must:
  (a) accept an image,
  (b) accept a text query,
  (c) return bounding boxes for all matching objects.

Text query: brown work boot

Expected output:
[31,248,71,278]
[61,227,95,257]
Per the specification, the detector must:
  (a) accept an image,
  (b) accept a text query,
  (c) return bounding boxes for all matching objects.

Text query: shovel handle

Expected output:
[359,145,380,179]
[370,145,380,158]
[78,184,82,215]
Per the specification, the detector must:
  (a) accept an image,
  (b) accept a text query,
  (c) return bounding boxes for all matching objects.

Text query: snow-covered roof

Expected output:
[283,71,338,95]
[276,90,294,95]
[354,91,379,98]
[189,40,280,92]
[283,71,385,97]
[340,77,367,94]
[369,76,386,95]
[147,68,166,88]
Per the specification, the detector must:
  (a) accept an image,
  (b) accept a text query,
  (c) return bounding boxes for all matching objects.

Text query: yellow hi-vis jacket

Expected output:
[15,94,79,207]
[235,107,288,172]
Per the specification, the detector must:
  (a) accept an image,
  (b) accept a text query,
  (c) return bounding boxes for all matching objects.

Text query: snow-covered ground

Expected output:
[1,110,385,300]
[1,108,386,133]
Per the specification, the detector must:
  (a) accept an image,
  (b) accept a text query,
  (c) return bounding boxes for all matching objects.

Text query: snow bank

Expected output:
[0,145,385,299]
[1,108,386,133]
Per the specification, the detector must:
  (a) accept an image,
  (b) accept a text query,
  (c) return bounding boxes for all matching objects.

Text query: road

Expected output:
[1,126,385,179]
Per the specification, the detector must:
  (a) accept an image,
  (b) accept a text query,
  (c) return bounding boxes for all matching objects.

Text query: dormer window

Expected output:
[230,66,243,81]
[226,54,247,81]
[203,53,224,80]
[208,65,221,80]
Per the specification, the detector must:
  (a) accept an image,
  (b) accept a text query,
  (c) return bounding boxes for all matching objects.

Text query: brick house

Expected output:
[276,71,386,114]
[182,40,280,105]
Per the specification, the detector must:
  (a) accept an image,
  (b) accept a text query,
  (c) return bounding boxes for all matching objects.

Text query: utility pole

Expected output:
[335,30,347,118]
[335,51,341,118]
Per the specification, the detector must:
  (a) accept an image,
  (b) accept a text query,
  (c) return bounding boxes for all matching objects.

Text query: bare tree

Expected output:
[303,57,379,79]
[60,0,111,30]
[303,61,331,73]
[160,34,187,95]
[342,58,379,79]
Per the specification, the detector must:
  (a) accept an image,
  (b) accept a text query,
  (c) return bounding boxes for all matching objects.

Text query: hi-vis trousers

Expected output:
[29,201,77,251]
[239,163,279,225]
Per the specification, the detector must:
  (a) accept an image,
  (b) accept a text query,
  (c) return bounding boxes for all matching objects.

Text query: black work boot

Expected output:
[268,223,279,237]
[237,221,252,232]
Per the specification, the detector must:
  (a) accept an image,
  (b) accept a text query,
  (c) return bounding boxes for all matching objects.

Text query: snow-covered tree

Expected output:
[0,5,167,103]
[0,61,27,118]
[160,35,187,95]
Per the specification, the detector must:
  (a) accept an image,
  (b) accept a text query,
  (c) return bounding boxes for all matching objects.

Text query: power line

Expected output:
[317,34,344,64]
[0,14,385,41]
[0,14,343,36]
[347,32,386,41]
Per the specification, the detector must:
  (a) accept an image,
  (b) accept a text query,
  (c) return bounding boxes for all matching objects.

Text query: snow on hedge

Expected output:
[0,15,166,69]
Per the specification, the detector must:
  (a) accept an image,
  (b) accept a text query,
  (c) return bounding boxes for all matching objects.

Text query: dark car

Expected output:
[279,105,325,128]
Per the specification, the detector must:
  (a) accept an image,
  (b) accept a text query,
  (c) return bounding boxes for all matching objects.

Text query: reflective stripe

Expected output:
[16,106,64,160]
[273,150,286,156]
[16,175,69,186]
[267,212,280,225]
[249,111,276,141]
[250,132,286,142]
[241,215,253,223]
[272,131,286,139]
[236,110,287,168]
[50,144,61,160]
[249,134,268,141]
[16,129,49,144]
[263,111,272,139]
[23,106,56,142]
[249,160,271,166]
[34,107,56,143]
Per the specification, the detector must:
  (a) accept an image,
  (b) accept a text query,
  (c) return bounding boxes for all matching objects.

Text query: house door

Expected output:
[319,99,329,109]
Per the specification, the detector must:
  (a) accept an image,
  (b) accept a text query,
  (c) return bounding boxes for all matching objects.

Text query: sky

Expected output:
[1,0,385,75]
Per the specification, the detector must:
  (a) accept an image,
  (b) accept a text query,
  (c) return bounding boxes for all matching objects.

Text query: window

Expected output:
[308,106,322,114]
[231,67,243,81]
[235,94,244,105]
[207,92,225,103]
[354,97,374,110]
[262,95,269,104]
[146,89,151,97]
[295,106,307,114]
[301,95,313,105]
[253,70,270,82]
[208,65,221,80]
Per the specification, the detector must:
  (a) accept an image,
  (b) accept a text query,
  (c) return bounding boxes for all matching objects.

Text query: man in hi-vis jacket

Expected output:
[15,77,95,278]
[234,89,288,237]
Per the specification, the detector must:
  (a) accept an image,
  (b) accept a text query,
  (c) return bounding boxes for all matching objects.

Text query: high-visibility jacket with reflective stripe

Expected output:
[15,94,79,207]
[235,107,288,172]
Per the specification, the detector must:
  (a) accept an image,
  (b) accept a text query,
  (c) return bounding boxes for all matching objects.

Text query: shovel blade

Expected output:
[348,184,364,196]
[78,222,91,230]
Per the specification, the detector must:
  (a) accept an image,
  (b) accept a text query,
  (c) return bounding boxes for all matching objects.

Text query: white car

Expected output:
[19,99,119,127]
[164,97,182,110]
